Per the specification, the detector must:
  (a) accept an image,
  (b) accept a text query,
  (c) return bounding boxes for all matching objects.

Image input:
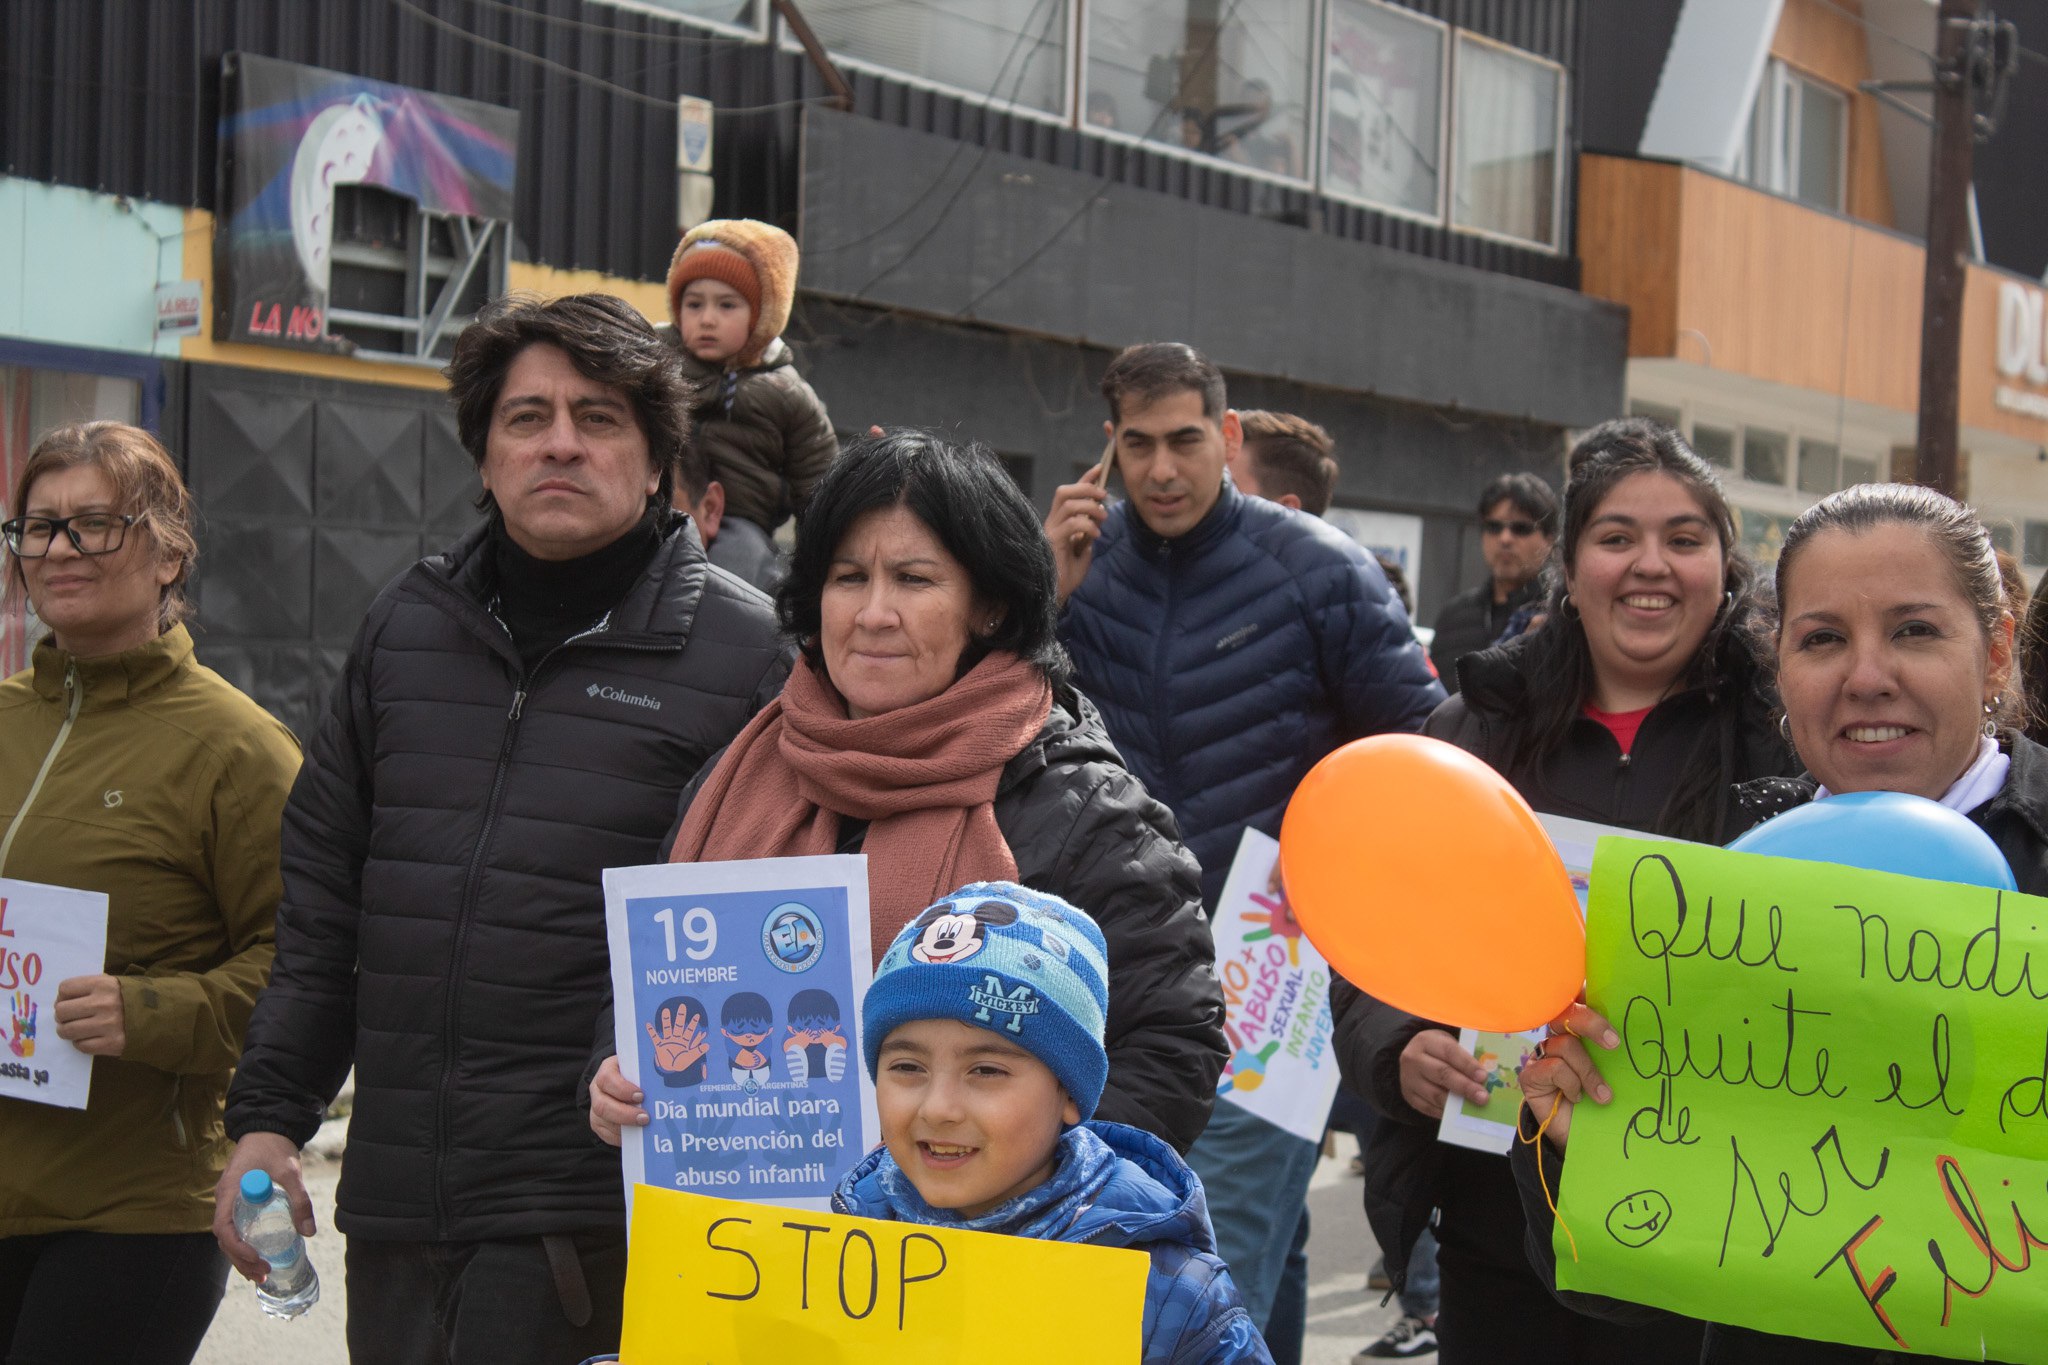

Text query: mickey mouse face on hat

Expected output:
[908,898,1019,965]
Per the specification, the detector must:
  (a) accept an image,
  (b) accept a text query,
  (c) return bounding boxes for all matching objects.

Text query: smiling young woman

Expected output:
[1330,419,1798,1365]
[1512,484,2047,1365]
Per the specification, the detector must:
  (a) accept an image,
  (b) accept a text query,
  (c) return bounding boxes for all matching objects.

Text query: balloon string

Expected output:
[1521,1093,1579,1263]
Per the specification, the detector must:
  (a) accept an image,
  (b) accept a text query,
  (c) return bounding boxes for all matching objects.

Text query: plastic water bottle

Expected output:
[232,1169,320,1319]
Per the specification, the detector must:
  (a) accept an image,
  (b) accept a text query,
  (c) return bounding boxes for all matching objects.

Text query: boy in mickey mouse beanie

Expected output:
[665,219,838,591]
[834,883,1272,1365]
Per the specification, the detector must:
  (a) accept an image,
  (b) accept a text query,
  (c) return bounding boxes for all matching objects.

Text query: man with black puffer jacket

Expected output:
[214,295,791,1365]
[1045,343,1444,1355]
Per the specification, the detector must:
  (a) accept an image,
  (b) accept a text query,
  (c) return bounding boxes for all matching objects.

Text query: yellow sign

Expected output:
[620,1186,1150,1364]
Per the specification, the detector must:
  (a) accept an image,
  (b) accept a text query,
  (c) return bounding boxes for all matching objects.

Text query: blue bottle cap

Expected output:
[239,1169,275,1203]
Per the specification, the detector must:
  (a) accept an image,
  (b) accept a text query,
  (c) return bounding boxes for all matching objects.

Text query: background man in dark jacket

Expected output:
[1427,472,1558,689]
[214,294,790,1364]
[1043,343,1444,1350]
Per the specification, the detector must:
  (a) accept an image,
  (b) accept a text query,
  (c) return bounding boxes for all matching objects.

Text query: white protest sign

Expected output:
[604,855,877,1219]
[1212,830,1342,1143]
[0,877,111,1110]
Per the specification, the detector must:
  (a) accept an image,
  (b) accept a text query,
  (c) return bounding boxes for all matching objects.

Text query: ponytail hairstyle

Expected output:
[1775,482,2013,727]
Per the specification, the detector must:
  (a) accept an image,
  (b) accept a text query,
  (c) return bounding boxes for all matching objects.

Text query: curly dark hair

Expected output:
[444,292,693,509]
[1502,418,1774,841]
[778,430,1070,689]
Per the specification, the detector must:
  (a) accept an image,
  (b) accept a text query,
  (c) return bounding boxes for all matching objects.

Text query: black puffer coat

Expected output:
[1509,733,2048,1365]
[226,514,791,1241]
[1426,578,1541,690]
[1331,642,1791,1293]
[595,683,1229,1153]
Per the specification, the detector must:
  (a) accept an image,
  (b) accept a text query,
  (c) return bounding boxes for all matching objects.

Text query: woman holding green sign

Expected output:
[1517,482,2038,1363]
[1330,419,1792,1364]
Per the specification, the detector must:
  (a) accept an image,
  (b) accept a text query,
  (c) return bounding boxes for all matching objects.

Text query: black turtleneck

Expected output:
[490,508,664,669]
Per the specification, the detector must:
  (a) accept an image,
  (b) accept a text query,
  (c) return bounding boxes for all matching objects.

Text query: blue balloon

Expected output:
[1726,790,2016,890]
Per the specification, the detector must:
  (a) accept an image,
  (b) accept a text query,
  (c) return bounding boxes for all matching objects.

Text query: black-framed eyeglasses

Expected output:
[2,513,138,558]
[1482,518,1542,538]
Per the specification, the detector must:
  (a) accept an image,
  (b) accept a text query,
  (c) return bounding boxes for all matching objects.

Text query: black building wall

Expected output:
[3,0,1586,289]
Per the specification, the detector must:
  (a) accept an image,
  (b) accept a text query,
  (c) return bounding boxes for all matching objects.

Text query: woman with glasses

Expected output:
[1331,420,1795,1364]
[0,421,300,1364]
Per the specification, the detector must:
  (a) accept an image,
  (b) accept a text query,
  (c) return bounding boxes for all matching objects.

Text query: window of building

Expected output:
[1744,429,1789,486]
[1627,399,1682,429]
[2026,520,2048,567]
[1085,0,1315,179]
[1838,453,1878,488]
[1733,60,1846,212]
[325,186,509,364]
[596,0,761,35]
[1451,33,1563,248]
[1990,521,2017,556]
[804,0,1069,117]
[1321,0,1445,219]
[1691,422,1737,471]
[1797,438,1838,494]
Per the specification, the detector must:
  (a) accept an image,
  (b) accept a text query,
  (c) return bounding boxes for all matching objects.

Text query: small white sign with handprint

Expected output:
[1211,831,1343,1144]
[0,877,110,1110]
[603,856,877,1220]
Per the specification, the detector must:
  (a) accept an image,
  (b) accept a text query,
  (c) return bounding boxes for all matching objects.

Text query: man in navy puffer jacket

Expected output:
[1045,343,1444,1353]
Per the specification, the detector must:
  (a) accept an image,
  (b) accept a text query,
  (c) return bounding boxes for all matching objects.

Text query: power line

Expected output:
[954,0,1251,320]
[1806,0,1939,66]
[387,0,832,114]
[443,0,751,45]
[813,0,1065,283]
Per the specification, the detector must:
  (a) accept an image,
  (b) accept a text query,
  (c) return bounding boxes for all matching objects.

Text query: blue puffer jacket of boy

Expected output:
[834,1120,1273,1365]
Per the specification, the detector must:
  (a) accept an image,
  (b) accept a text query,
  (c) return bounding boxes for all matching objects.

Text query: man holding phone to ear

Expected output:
[1044,342,1442,1354]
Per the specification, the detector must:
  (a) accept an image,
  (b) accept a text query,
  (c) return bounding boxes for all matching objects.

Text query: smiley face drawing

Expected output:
[1605,1190,1674,1248]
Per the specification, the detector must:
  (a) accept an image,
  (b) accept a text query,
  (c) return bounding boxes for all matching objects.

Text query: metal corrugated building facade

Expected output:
[3,0,1583,286]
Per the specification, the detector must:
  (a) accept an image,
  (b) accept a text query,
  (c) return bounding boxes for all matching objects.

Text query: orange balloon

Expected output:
[1279,734,1584,1032]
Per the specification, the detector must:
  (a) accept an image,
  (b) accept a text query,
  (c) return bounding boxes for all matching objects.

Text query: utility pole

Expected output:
[1915,0,1979,496]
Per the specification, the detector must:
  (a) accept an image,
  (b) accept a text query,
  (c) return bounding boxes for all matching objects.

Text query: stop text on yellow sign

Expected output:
[620,1186,1149,1364]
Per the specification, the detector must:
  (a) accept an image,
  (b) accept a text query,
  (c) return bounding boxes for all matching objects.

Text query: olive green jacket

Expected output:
[0,625,300,1235]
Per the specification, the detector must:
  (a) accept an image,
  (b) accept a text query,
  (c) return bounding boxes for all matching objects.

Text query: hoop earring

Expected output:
[1984,696,2001,739]
[1721,589,1735,615]
[1779,714,1794,748]
[1560,594,1580,621]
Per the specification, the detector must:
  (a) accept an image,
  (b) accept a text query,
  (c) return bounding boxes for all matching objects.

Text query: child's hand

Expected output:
[646,1008,708,1076]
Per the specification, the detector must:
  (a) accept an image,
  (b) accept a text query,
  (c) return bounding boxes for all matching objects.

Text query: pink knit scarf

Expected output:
[669,651,1053,962]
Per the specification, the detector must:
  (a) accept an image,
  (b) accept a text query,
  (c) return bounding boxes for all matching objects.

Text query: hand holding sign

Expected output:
[52,974,126,1057]
[1280,735,1584,1031]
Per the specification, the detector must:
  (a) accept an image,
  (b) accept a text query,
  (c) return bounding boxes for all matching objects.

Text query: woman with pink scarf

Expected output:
[588,431,1226,1154]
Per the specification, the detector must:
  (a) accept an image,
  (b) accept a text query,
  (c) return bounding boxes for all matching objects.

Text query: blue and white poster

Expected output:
[604,856,877,1216]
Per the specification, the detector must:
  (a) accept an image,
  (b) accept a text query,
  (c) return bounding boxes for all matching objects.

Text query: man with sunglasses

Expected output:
[1428,473,1558,691]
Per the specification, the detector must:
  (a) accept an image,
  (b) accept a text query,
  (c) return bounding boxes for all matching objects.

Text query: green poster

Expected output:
[1553,838,2048,1361]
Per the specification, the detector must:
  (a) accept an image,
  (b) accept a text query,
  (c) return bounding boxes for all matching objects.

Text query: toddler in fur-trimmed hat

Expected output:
[831,883,1273,1365]
[665,219,839,591]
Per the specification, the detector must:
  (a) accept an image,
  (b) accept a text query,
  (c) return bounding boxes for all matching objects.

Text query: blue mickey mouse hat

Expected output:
[863,882,1111,1120]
